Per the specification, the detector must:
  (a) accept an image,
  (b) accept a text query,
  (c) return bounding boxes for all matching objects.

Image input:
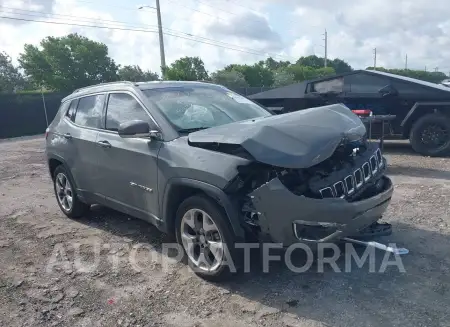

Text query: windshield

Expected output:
[142,86,271,132]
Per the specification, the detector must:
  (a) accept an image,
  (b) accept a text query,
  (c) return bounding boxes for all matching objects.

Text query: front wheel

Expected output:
[175,195,238,281]
[409,113,450,156]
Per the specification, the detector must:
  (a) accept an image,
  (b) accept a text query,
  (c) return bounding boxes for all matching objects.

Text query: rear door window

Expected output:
[73,94,105,128]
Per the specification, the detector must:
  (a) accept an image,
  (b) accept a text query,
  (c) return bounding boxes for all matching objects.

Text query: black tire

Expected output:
[175,194,238,281]
[409,113,450,157]
[52,165,90,218]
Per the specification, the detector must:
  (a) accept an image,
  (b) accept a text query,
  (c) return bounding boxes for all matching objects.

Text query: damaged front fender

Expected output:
[249,176,394,245]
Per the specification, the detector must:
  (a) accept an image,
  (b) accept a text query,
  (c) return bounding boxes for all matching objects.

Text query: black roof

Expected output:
[248,81,309,100]
[248,69,450,101]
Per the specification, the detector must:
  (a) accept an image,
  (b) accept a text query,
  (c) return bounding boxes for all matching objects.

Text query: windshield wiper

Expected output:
[177,127,210,133]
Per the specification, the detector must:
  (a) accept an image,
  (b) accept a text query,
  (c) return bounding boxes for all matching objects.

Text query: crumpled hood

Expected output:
[188,104,366,168]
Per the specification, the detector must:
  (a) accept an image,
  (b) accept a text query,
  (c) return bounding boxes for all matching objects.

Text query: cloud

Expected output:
[209,12,282,46]
[0,0,55,24]
[0,0,449,75]
[289,0,450,70]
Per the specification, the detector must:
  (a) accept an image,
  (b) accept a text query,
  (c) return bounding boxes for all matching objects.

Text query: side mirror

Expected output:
[118,120,159,139]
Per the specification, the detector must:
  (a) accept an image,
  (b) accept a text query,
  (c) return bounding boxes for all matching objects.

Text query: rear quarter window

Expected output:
[65,100,78,121]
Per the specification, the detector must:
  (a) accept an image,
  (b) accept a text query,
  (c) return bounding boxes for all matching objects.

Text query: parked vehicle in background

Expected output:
[45,81,394,280]
[249,70,450,157]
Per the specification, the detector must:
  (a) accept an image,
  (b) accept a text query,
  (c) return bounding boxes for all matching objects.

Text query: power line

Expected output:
[218,0,260,13]
[0,8,293,60]
[192,0,242,16]
[70,0,228,27]
[0,15,293,59]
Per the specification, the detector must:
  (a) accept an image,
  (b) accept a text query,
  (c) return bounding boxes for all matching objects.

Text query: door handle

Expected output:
[97,140,112,148]
[63,133,72,140]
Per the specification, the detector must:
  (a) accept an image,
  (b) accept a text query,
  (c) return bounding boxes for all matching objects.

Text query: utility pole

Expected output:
[323,29,328,67]
[138,2,166,76]
[155,0,166,72]
[373,48,377,70]
[425,66,427,72]
[435,67,439,72]
[405,54,408,70]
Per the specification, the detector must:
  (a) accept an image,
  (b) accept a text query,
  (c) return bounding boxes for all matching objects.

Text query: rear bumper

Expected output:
[250,176,394,246]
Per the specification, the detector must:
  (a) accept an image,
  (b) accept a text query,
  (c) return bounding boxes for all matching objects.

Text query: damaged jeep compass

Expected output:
[46,81,394,280]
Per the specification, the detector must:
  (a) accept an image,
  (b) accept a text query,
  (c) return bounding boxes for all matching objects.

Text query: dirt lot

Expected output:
[0,136,449,327]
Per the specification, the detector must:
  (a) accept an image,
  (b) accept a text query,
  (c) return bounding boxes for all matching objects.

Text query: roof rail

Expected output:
[73,81,136,94]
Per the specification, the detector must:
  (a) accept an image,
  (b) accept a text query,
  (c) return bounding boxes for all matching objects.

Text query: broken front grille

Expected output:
[319,148,384,199]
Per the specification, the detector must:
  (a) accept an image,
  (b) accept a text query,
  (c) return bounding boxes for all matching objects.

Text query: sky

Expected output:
[1,0,449,75]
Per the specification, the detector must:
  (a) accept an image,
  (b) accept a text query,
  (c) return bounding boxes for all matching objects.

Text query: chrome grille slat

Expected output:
[376,148,383,168]
[319,187,334,198]
[362,162,371,181]
[334,181,346,198]
[317,148,384,199]
[370,155,378,174]
[354,169,363,188]
[345,175,355,194]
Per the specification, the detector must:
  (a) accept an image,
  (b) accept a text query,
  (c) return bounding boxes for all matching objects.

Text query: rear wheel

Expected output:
[409,113,450,156]
[53,165,90,218]
[175,195,237,281]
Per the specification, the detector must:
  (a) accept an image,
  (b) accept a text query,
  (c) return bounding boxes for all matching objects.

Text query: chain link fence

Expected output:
[0,92,68,139]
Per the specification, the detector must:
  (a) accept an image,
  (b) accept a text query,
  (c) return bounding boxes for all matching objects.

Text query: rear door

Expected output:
[96,92,162,222]
[67,94,105,197]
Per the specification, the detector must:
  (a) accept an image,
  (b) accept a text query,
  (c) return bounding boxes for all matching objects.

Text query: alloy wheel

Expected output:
[180,208,224,272]
[55,172,73,212]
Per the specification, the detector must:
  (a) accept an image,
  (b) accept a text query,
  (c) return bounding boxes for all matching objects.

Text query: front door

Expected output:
[96,92,162,222]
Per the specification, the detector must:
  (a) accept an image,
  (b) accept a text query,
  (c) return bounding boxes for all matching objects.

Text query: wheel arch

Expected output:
[401,102,450,138]
[47,154,70,181]
[161,177,245,240]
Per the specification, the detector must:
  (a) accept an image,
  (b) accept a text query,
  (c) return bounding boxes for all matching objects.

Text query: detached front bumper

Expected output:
[249,176,394,246]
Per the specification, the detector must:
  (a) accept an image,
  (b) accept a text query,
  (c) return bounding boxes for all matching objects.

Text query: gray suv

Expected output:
[46,81,394,280]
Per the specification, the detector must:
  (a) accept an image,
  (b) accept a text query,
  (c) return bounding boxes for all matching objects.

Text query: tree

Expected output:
[210,70,249,88]
[273,68,295,87]
[19,33,119,91]
[118,65,159,82]
[162,56,208,81]
[261,57,291,71]
[224,63,274,87]
[296,55,324,69]
[330,58,353,74]
[296,55,352,74]
[288,64,335,82]
[0,52,26,93]
[366,67,447,84]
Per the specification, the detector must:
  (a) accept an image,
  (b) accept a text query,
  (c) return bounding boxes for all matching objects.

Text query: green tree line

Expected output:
[1,33,448,93]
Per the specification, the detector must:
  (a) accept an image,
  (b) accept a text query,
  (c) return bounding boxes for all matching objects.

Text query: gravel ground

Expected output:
[0,137,449,327]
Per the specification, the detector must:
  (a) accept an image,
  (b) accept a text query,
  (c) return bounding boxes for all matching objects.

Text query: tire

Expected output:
[175,195,238,281]
[52,165,90,218]
[409,113,450,157]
